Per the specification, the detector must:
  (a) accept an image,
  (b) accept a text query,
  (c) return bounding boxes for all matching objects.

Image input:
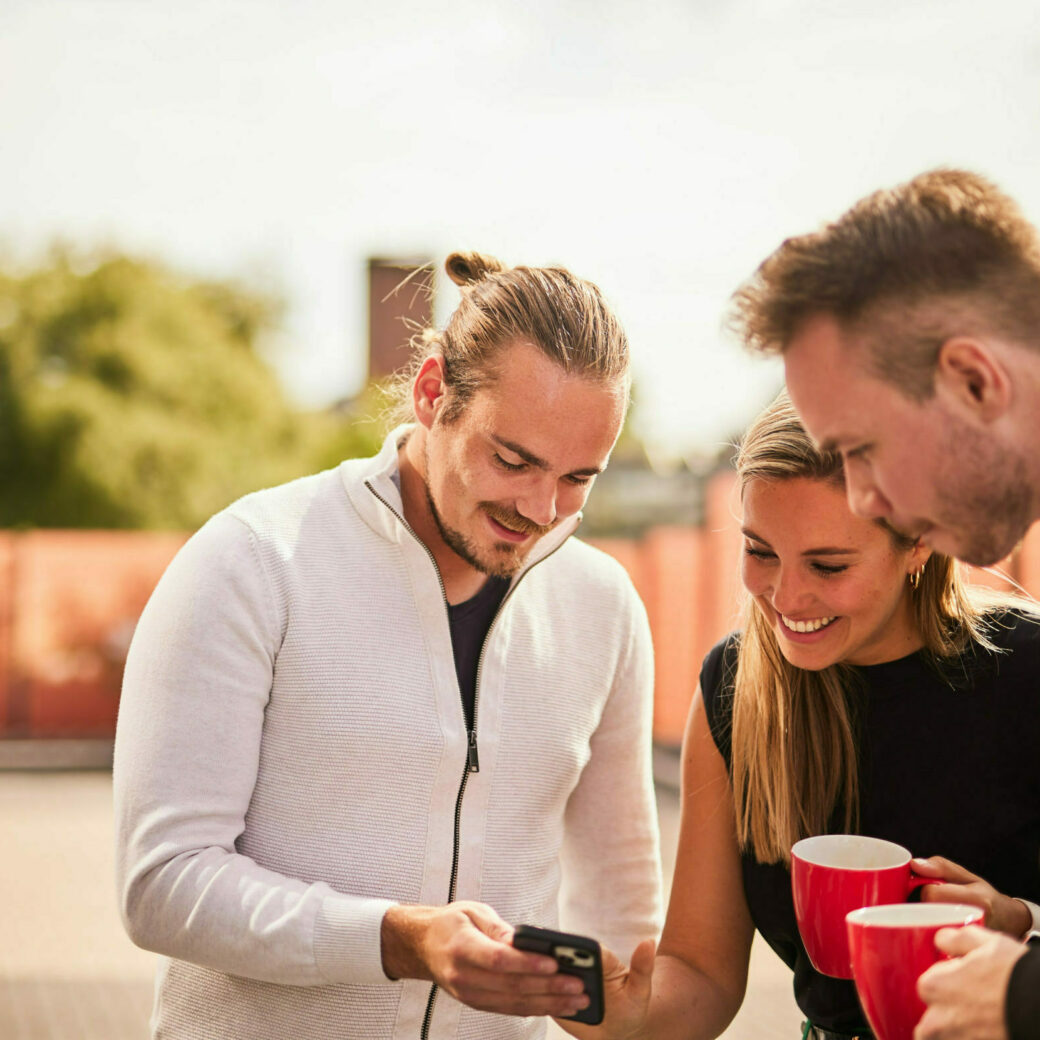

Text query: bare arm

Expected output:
[560,686,756,1040]
[648,686,757,1037]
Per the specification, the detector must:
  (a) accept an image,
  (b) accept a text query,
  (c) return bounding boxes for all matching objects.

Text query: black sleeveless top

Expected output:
[699,610,1040,1034]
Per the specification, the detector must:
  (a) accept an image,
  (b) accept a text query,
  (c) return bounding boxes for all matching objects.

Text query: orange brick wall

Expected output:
[2,483,1039,745]
[1,531,188,738]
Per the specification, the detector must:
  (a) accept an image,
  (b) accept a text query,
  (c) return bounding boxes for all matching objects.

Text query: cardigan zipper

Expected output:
[364,480,575,1039]
[418,535,572,1040]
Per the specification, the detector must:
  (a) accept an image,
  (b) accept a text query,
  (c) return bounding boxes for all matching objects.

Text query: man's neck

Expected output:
[397,429,491,605]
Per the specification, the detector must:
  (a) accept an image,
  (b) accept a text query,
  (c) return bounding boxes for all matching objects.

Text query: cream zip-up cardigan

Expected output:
[114,428,662,1040]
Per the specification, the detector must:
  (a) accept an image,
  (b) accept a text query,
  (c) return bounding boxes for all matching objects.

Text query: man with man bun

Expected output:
[113,251,662,1039]
[731,169,1040,1040]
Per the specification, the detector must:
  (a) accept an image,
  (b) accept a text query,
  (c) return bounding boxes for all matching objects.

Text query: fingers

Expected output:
[911,856,979,883]
[438,933,588,1017]
[432,905,597,1017]
[453,921,558,978]
[932,924,992,957]
[449,965,590,1017]
[918,882,982,909]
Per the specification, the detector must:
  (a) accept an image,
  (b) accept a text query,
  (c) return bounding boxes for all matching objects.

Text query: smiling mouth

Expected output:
[780,614,837,634]
[487,514,531,543]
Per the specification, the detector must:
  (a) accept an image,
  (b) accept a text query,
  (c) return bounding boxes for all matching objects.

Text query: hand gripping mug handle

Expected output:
[908,872,946,894]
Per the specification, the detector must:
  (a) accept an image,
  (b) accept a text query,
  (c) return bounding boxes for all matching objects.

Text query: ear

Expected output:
[412,354,448,430]
[908,539,933,576]
[935,337,1011,423]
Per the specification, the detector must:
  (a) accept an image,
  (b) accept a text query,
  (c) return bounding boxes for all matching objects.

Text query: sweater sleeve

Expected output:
[1006,944,1040,1040]
[556,582,663,963]
[112,512,395,986]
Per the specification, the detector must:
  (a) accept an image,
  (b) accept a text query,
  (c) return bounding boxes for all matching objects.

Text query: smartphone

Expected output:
[512,924,604,1025]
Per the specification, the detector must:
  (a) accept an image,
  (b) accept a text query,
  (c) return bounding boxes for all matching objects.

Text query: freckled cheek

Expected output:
[741,559,768,597]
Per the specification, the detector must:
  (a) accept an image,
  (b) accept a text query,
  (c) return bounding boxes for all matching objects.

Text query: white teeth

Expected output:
[781,614,837,633]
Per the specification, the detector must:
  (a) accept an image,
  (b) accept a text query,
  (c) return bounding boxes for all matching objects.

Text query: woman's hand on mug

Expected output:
[911,856,1032,937]
[555,937,656,1040]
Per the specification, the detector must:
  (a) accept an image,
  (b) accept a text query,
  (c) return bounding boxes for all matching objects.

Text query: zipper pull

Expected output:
[467,730,480,773]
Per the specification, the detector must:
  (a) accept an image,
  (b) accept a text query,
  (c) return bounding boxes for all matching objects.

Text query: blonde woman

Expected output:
[566,392,1040,1040]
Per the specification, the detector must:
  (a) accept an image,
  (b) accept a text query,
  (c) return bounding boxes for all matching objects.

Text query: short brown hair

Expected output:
[730,168,1040,398]
[391,251,629,423]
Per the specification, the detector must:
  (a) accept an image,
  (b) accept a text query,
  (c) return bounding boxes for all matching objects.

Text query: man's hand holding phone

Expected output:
[513,925,657,1039]
[381,902,591,1018]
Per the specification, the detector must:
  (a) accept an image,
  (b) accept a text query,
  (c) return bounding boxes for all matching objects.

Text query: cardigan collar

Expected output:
[342,425,581,578]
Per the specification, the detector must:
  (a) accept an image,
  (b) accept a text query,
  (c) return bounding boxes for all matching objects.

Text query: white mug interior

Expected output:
[792,834,911,870]
[846,903,982,928]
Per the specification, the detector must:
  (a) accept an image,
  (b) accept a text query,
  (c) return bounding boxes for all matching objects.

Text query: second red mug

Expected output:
[846,902,984,1040]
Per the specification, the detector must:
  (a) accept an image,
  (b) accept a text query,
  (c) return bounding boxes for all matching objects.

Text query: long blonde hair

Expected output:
[730,392,1002,864]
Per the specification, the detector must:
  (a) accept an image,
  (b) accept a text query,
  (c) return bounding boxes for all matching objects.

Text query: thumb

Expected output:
[627,938,657,1003]
[460,902,513,943]
[933,924,991,957]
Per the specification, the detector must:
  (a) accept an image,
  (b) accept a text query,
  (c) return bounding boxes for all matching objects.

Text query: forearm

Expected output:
[640,953,745,1040]
[120,842,394,985]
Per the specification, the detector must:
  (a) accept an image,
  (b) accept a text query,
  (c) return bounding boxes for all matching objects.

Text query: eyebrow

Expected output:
[741,527,858,556]
[493,435,604,477]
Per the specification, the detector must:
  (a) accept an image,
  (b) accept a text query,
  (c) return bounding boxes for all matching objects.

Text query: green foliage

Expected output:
[0,248,383,529]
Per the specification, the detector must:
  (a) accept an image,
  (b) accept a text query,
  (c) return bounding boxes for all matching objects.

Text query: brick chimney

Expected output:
[367,257,434,380]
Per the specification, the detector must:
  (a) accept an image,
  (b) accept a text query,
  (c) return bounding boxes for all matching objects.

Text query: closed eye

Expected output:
[494,453,527,472]
[811,561,849,576]
[744,546,775,561]
[746,546,848,576]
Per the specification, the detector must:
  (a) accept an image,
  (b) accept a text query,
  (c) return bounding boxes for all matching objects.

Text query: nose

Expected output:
[768,565,813,618]
[515,475,558,528]
[845,468,892,521]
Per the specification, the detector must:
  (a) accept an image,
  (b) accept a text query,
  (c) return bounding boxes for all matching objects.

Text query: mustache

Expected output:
[481,503,555,538]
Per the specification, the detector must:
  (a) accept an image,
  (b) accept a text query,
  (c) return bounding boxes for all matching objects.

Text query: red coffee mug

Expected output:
[791,835,940,979]
[846,903,984,1040]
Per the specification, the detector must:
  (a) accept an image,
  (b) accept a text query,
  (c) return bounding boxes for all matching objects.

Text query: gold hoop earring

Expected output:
[909,568,922,589]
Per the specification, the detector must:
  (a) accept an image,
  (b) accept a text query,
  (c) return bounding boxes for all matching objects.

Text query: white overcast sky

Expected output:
[3,0,1040,460]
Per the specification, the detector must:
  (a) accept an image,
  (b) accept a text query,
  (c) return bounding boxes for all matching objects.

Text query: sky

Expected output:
[3,0,1040,462]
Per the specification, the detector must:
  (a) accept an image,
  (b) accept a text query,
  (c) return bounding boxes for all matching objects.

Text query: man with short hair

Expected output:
[731,168,1040,568]
[114,251,662,1040]
[730,169,1040,1040]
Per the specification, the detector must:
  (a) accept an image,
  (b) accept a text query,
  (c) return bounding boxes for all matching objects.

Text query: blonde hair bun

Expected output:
[444,251,507,288]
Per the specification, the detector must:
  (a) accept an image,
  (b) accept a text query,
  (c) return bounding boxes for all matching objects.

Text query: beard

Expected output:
[927,419,1033,566]
[424,487,555,579]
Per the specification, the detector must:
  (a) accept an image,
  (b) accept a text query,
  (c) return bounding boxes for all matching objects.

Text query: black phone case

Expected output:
[512,924,604,1026]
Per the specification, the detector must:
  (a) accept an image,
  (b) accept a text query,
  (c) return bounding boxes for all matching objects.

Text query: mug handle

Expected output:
[908,873,946,892]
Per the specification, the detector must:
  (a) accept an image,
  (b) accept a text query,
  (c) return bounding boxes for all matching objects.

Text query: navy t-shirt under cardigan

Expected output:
[699,610,1040,1035]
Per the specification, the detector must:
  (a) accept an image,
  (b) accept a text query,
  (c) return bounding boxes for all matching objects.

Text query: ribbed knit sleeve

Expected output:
[557,570,662,962]
[113,511,396,987]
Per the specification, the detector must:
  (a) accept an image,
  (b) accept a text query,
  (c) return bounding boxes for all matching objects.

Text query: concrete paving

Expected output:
[0,769,802,1039]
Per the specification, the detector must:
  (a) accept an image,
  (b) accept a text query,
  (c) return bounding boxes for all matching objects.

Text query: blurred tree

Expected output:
[0,247,382,529]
